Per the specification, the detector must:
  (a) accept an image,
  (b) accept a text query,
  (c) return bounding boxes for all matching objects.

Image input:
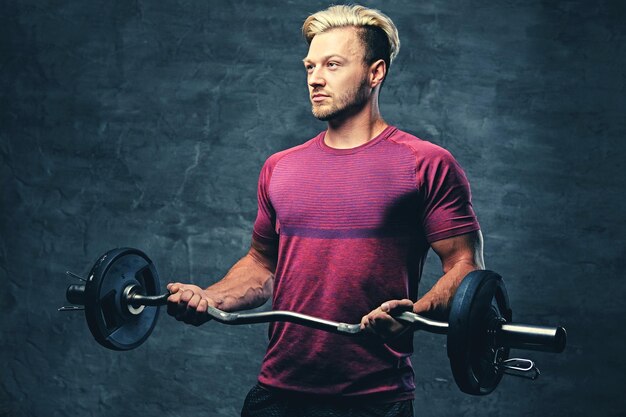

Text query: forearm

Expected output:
[413,260,481,316]
[415,231,485,317]
[362,232,484,339]
[204,252,274,312]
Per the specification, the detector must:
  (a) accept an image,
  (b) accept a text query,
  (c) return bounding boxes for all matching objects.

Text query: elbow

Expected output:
[442,258,483,275]
[261,273,275,301]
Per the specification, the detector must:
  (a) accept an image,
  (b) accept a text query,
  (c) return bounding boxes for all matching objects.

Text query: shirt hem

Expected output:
[426,223,481,244]
[257,379,415,404]
[252,230,278,245]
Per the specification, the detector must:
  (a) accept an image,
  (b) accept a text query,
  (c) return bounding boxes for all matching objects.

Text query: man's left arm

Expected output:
[360,230,484,339]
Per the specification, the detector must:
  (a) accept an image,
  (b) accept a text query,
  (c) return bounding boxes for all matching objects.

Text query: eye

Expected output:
[327,62,339,69]
[305,64,314,73]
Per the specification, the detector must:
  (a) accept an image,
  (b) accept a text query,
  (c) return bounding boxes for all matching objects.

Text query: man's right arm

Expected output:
[166,238,277,326]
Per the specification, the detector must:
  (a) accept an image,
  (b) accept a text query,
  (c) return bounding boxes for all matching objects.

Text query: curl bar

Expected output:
[59,247,567,395]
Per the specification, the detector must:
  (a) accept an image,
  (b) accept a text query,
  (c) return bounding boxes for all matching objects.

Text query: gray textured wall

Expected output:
[1,0,625,416]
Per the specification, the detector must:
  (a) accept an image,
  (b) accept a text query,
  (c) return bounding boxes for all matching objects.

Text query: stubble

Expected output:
[312,76,371,122]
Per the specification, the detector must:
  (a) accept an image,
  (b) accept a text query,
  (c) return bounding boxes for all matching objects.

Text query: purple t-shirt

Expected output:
[253,126,480,402]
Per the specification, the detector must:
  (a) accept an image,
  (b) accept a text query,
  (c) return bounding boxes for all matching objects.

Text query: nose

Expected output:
[308,67,325,89]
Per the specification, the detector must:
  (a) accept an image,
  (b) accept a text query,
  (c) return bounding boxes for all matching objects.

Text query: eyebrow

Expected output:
[302,54,346,64]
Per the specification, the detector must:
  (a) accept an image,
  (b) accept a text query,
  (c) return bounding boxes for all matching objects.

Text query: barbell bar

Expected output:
[59,247,567,395]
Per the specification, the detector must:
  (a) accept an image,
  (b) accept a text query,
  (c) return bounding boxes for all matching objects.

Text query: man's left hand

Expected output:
[360,299,415,341]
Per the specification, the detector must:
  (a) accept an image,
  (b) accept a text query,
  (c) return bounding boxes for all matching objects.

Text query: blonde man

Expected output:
[168,5,483,416]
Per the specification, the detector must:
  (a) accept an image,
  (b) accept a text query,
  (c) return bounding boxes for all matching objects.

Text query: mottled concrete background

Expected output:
[1,0,625,416]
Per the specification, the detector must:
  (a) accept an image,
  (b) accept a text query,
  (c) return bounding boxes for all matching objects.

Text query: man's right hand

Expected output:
[166,283,219,326]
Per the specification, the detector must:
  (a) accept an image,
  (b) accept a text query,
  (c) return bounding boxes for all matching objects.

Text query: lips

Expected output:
[312,93,330,102]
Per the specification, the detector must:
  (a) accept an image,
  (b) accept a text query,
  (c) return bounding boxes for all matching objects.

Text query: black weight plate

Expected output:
[447,270,512,395]
[84,248,160,351]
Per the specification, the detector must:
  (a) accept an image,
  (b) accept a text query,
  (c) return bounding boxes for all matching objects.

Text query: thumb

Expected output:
[166,283,182,294]
[380,299,414,314]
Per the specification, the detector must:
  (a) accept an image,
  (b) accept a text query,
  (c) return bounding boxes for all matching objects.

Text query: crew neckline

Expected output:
[317,125,397,155]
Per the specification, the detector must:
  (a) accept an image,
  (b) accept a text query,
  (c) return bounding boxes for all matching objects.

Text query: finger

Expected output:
[361,319,381,337]
[369,309,388,322]
[174,295,191,320]
[197,298,209,314]
[362,307,385,328]
[367,316,388,338]
[185,302,211,326]
[167,291,183,317]
[167,291,181,303]
[360,314,370,330]
[180,289,195,303]
[187,298,216,326]
[187,293,202,309]
[185,296,200,321]
[371,313,406,338]
[362,308,383,330]
[368,314,381,327]
[167,283,182,294]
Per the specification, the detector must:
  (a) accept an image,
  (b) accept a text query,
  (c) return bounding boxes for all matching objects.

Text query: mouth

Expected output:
[311,93,330,103]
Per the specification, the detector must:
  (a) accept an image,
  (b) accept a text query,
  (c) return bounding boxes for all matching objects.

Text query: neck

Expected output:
[324,96,388,149]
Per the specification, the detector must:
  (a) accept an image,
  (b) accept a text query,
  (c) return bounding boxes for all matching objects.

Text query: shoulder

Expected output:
[261,133,321,172]
[386,128,457,165]
[386,128,470,191]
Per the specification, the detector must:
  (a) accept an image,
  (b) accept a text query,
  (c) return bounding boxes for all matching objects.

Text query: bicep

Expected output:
[249,236,279,274]
[430,230,485,273]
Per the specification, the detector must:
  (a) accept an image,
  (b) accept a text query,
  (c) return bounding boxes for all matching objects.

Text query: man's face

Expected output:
[303,27,371,121]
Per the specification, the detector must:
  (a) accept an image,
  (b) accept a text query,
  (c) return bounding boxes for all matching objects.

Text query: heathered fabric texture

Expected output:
[241,384,414,416]
[253,126,480,401]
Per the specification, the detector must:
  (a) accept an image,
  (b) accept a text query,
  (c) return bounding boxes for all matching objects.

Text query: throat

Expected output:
[324,119,389,149]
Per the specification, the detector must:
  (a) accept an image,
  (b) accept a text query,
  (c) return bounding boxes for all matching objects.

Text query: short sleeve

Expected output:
[418,148,480,243]
[252,158,279,245]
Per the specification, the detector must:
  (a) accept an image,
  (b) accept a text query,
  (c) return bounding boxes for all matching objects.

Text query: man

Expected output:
[167,5,484,417]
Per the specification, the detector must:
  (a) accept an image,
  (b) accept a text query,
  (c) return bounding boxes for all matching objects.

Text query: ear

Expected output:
[369,59,387,88]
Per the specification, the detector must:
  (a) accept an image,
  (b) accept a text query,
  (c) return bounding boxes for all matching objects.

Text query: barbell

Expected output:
[59,247,567,395]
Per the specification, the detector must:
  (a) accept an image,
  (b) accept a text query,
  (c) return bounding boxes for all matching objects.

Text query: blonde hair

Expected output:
[302,4,400,65]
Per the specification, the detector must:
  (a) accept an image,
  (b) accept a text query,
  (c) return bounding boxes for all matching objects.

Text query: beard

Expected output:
[311,76,371,122]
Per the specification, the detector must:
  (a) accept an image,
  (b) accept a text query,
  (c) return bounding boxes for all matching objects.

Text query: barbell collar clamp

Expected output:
[498,358,541,380]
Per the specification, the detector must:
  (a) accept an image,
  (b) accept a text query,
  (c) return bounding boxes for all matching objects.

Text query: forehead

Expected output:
[305,27,364,61]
